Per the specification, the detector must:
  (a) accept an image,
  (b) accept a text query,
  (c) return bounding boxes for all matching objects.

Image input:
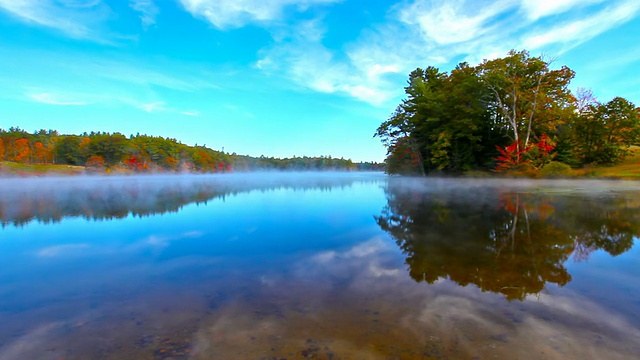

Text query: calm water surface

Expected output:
[1,173,640,359]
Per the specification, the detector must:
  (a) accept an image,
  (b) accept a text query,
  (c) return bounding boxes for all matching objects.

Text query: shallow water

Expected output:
[1,173,639,359]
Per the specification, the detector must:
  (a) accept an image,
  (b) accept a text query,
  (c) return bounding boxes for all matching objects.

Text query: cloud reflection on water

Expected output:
[190,233,640,359]
[2,175,640,359]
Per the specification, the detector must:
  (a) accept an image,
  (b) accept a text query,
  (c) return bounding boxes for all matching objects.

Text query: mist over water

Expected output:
[1,173,639,359]
[0,172,385,226]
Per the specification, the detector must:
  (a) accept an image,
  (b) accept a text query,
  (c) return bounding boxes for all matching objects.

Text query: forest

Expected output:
[0,127,382,173]
[376,50,640,175]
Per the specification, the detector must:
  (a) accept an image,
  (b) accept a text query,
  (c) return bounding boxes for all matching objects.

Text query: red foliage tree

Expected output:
[525,133,556,168]
[494,133,556,172]
[124,154,149,171]
[493,141,529,172]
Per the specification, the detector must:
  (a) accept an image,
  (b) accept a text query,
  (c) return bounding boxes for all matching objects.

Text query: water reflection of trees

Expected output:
[0,174,382,227]
[375,180,640,300]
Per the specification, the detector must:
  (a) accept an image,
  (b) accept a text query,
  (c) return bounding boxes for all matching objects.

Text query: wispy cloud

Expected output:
[25,87,200,116]
[121,97,201,116]
[138,101,165,112]
[398,0,515,45]
[254,0,640,105]
[129,0,159,29]
[519,0,606,20]
[1,46,221,99]
[88,59,217,92]
[178,0,340,29]
[223,104,255,118]
[28,92,88,106]
[3,0,638,108]
[256,20,399,105]
[0,0,112,41]
[523,0,640,49]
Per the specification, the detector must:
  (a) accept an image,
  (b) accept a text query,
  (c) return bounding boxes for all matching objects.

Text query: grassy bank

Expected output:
[0,161,86,176]
[491,146,640,180]
[576,147,640,179]
[2,148,639,179]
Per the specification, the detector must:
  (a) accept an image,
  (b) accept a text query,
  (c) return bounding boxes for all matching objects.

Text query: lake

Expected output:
[1,173,639,359]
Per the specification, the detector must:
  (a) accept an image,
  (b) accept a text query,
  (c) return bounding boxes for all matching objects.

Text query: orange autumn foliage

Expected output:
[86,155,106,169]
[11,138,31,163]
[33,142,48,163]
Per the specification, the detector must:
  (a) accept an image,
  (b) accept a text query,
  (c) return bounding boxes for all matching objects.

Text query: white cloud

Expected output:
[399,0,516,45]
[4,0,637,108]
[255,0,640,106]
[129,0,159,29]
[519,0,605,20]
[255,2,517,105]
[523,0,640,49]
[3,47,221,94]
[25,88,199,115]
[89,60,213,92]
[125,99,202,116]
[222,104,255,118]
[0,0,110,41]
[256,20,401,105]
[178,0,340,29]
[28,92,87,106]
[138,101,166,112]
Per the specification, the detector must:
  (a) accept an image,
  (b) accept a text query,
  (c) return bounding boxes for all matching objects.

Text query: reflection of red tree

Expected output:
[499,193,555,220]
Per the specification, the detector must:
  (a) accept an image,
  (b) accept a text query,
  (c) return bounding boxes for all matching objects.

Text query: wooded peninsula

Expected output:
[375,50,640,177]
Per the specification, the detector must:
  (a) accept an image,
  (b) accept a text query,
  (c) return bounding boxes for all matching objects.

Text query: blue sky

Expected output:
[0,0,639,162]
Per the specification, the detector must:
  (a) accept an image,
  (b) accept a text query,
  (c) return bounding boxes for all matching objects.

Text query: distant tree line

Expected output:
[376,50,640,175]
[0,127,383,173]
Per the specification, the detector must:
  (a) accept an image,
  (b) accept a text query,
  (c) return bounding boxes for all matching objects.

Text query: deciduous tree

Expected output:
[480,50,574,154]
[573,97,640,164]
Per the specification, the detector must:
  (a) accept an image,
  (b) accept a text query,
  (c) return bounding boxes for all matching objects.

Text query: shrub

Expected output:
[540,161,572,177]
